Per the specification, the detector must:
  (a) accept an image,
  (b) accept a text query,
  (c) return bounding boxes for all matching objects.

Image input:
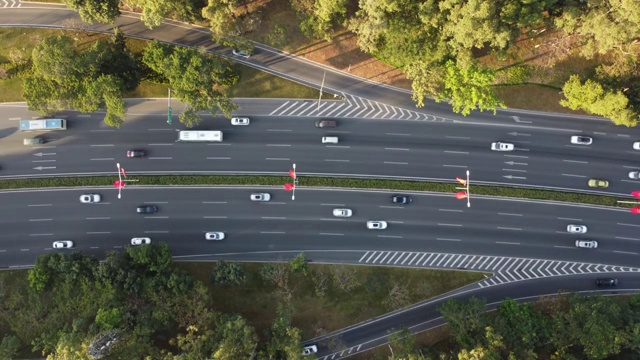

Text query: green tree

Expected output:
[388,327,418,359]
[0,335,20,360]
[405,60,446,108]
[300,0,348,41]
[213,315,258,360]
[440,60,504,116]
[201,0,238,46]
[289,253,309,276]
[126,242,173,274]
[63,0,120,24]
[262,303,303,360]
[142,41,239,127]
[438,296,487,348]
[210,261,247,286]
[493,299,547,358]
[94,308,123,331]
[560,75,638,127]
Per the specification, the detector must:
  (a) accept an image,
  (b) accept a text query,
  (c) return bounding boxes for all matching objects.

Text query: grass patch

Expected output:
[0,175,631,208]
[229,65,332,99]
[175,261,486,340]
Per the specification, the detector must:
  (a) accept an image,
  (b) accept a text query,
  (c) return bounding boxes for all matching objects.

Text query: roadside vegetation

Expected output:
[0,247,484,359]
[0,174,632,208]
[360,294,640,360]
[52,0,640,125]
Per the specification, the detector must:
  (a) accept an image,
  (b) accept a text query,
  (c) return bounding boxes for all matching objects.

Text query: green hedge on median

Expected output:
[0,175,631,208]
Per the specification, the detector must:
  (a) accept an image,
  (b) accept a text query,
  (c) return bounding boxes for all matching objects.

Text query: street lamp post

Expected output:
[284,164,299,200]
[114,163,138,199]
[167,88,173,125]
[454,170,471,207]
[317,71,326,112]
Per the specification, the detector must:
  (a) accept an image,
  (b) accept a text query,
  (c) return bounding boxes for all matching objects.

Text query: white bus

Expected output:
[176,130,223,142]
[19,119,67,131]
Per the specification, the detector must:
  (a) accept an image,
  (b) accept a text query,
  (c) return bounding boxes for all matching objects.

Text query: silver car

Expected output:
[131,237,151,245]
[367,221,388,230]
[232,49,250,58]
[250,193,271,201]
[79,194,101,203]
[231,117,250,125]
[575,240,598,249]
[490,142,514,151]
[570,136,593,145]
[567,224,587,234]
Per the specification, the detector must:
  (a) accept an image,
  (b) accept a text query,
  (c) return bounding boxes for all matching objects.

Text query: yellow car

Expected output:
[587,178,609,188]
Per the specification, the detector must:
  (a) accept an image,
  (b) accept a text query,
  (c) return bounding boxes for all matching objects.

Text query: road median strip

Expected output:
[0,175,632,208]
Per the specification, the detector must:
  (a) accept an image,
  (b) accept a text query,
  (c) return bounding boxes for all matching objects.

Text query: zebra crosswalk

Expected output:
[358,250,640,288]
[269,94,450,122]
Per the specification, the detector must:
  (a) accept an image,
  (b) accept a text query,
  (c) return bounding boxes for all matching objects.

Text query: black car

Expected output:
[127,150,147,158]
[136,205,158,214]
[392,195,413,204]
[595,278,619,287]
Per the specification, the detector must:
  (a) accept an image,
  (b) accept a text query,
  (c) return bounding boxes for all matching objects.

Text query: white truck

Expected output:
[176,130,223,142]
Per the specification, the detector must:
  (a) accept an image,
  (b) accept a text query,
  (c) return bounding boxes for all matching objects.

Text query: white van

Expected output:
[322,136,339,144]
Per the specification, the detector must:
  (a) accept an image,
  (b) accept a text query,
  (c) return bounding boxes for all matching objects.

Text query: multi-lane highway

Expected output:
[1,186,638,269]
[2,101,640,196]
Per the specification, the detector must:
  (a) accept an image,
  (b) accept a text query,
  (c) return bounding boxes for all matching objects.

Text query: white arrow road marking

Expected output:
[511,116,532,124]
[33,166,56,170]
[504,161,528,166]
[508,132,531,136]
[503,175,526,179]
[33,152,56,157]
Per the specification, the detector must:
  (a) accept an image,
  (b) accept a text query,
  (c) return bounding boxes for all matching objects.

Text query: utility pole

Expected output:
[167,88,172,125]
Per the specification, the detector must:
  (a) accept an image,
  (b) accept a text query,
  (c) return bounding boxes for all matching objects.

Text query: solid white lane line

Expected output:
[617,134,631,138]
[377,235,402,238]
[86,217,110,220]
[207,143,232,146]
[266,158,290,161]
[558,217,583,221]
[260,231,285,234]
[90,144,114,147]
[266,144,291,147]
[593,131,606,135]
[561,174,587,178]
[497,227,522,231]
[502,168,527,172]
[145,201,168,204]
[29,233,53,236]
[207,157,231,160]
[203,201,227,204]
[148,143,174,146]
[266,202,286,205]
[385,147,410,151]
[437,238,461,242]
[149,157,173,160]
[145,216,169,219]
[379,205,403,209]
[267,129,292,132]
[438,223,463,227]
[388,221,404,224]
[326,145,351,149]
[87,231,110,234]
[28,204,52,207]
[29,218,52,222]
[145,230,169,233]
[504,155,528,158]
[387,133,411,136]
[613,250,638,255]
[496,241,520,245]
[203,216,228,219]
[446,136,470,140]
[320,218,345,221]
[443,164,467,168]
[262,216,286,220]
[384,161,408,165]
[319,233,344,236]
[90,158,114,161]
[32,160,56,163]
[498,212,522,216]
[148,128,174,131]
[321,203,346,206]
[325,159,350,162]
[618,223,640,228]
[438,209,463,212]
[554,245,575,249]
[444,151,469,154]
[615,236,640,241]
[563,160,588,164]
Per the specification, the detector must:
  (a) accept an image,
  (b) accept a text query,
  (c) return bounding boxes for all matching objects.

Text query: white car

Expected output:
[205,232,225,240]
[302,345,318,356]
[131,237,151,245]
[634,141,640,150]
[232,49,250,58]
[490,142,514,152]
[575,240,598,249]
[53,240,74,249]
[250,193,271,201]
[570,136,593,145]
[79,194,101,203]
[231,117,250,125]
[366,221,388,230]
[629,171,640,180]
[333,208,353,217]
[567,225,587,234]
